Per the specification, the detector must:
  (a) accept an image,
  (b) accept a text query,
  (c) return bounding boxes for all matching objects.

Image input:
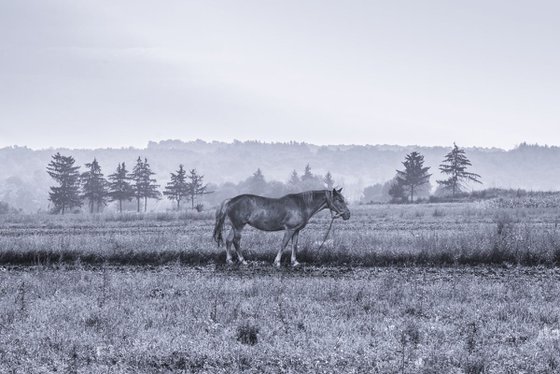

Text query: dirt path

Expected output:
[3,262,560,281]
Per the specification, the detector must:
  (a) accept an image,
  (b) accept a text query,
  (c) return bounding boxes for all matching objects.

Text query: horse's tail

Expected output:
[213,199,230,247]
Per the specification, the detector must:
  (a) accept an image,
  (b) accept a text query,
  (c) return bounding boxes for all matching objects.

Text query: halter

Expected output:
[325,190,344,219]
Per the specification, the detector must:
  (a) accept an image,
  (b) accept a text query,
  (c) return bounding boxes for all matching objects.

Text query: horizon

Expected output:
[0,138,554,152]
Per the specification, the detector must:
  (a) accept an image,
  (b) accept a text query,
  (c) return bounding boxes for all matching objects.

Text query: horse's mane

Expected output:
[291,190,330,208]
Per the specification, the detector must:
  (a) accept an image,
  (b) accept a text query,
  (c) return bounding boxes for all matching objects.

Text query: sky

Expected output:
[0,0,559,150]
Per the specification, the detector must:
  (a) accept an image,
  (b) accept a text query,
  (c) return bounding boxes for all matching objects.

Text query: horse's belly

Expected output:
[248,221,284,232]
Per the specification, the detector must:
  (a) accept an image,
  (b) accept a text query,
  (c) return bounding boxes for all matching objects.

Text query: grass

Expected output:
[1,203,560,267]
[1,266,560,372]
[3,202,560,372]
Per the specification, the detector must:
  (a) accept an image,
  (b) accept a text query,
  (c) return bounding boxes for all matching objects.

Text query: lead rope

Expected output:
[318,214,337,251]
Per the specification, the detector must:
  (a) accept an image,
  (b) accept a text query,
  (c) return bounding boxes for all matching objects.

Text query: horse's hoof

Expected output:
[226,259,234,265]
[291,261,300,267]
[240,260,248,266]
[273,261,281,268]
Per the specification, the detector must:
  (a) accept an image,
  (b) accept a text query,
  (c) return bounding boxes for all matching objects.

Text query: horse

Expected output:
[213,188,350,266]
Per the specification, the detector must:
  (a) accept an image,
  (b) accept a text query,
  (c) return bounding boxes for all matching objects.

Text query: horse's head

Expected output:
[328,188,351,220]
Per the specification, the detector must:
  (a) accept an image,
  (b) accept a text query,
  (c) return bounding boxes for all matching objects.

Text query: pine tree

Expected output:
[186,169,211,209]
[396,151,432,203]
[163,165,188,210]
[288,170,300,191]
[324,172,335,189]
[437,143,482,197]
[245,168,267,195]
[130,157,144,212]
[301,164,314,182]
[130,157,161,212]
[108,162,133,213]
[81,158,108,213]
[46,153,82,214]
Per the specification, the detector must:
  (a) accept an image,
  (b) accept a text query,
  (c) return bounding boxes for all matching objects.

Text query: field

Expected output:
[1,201,560,267]
[2,202,560,372]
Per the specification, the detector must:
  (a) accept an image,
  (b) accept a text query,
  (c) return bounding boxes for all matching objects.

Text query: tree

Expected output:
[324,172,335,189]
[244,168,267,195]
[301,164,314,182]
[163,165,189,210]
[437,143,482,197]
[81,158,108,213]
[396,151,432,203]
[46,153,81,214]
[299,164,324,190]
[388,179,407,203]
[130,157,161,212]
[108,162,133,213]
[288,170,300,191]
[186,169,211,209]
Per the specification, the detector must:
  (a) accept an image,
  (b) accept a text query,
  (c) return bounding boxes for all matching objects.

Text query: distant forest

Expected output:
[1,140,560,212]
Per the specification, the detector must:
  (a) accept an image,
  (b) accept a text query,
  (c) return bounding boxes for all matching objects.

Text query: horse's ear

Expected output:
[337,188,343,193]
[332,188,338,195]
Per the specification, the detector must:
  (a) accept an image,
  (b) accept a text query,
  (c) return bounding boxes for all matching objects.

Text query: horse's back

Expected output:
[227,193,302,231]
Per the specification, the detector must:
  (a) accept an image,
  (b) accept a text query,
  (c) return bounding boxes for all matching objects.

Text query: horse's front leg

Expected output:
[274,230,294,267]
[291,231,300,267]
[232,226,247,265]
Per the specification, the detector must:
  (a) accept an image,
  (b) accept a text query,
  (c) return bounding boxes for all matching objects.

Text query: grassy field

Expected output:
[1,202,560,266]
[1,265,560,373]
[2,202,560,372]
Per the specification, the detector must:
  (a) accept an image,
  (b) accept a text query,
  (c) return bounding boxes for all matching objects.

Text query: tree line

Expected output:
[365,143,482,203]
[47,154,209,214]
[207,164,337,205]
[46,143,480,212]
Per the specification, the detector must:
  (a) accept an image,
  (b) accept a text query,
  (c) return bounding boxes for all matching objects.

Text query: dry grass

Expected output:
[2,203,560,372]
[1,266,560,372]
[1,203,560,266]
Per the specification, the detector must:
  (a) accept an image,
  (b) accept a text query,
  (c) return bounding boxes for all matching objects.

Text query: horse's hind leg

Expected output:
[274,229,295,267]
[290,231,300,267]
[225,229,235,264]
[232,225,248,265]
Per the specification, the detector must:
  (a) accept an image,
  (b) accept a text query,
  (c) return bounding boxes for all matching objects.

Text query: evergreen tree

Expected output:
[81,158,108,213]
[300,164,328,190]
[437,143,482,196]
[186,169,211,209]
[396,151,431,203]
[130,157,161,212]
[130,157,144,212]
[324,171,335,189]
[301,164,314,182]
[245,168,267,195]
[163,165,188,210]
[288,170,300,191]
[108,162,133,213]
[46,153,81,214]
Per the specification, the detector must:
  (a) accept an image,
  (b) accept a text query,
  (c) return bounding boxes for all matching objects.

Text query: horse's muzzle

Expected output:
[342,212,351,220]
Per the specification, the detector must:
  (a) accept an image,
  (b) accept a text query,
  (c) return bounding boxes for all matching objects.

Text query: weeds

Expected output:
[236,322,259,346]
[16,281,26,317]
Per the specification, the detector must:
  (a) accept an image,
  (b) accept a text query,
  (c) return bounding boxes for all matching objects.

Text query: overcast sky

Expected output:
[0,0,558,149]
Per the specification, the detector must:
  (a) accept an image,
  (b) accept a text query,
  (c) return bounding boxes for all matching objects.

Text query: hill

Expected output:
[1,140,559,212]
